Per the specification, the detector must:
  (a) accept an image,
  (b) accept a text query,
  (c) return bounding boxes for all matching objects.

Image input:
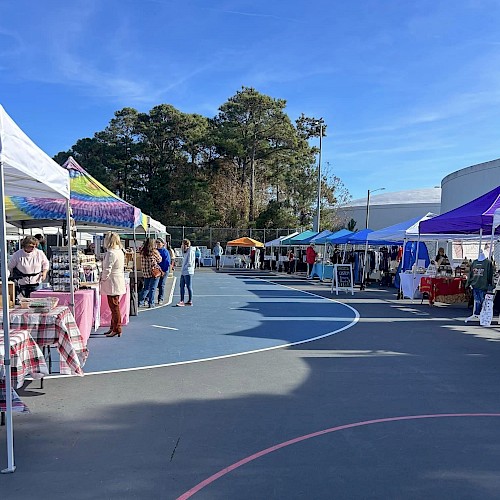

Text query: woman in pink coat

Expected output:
[100,232,126,337]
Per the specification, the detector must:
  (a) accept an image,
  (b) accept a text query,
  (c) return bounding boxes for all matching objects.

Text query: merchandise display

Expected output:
[50,246,79,292]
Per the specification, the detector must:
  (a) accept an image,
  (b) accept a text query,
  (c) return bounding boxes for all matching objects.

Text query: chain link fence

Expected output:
[166,227,304,249]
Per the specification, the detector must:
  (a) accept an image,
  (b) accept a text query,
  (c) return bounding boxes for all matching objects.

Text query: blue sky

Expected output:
[2,0,500,200]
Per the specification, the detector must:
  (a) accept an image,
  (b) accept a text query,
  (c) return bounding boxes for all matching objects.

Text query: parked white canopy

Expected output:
[0,104,70,473]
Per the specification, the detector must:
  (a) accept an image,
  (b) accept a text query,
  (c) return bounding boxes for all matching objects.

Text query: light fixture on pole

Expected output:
[365,187,385,229]
[313,119,324,232]
[361,187,385,290]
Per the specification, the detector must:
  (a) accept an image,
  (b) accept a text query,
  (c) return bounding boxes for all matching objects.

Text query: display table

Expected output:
[419,276,468,305]
[310,263,334,280]
[0,329,48,388]
[1,329,48,414]
[2,306,87,375]
[100,282,130,327]
[399,273,424,299]
[31,289,94,343]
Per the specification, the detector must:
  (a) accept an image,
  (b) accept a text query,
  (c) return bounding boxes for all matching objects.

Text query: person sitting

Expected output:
[435,247,449,266]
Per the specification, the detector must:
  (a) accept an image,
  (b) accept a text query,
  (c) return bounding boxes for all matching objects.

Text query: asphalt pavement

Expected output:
[2,269,500,499]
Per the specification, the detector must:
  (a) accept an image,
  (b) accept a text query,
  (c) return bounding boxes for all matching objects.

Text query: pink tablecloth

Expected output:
[31,290,94,344]
[99,283,130,327]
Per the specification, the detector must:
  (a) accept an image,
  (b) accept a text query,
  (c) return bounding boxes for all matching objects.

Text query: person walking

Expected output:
[155,238,171,305]
[213,241,223,270]
[177,239,196,306]
[100,232,126,337]
[259,247,265,270]
[8,236,49,298]
[306,243,317,279]
[138,238,162,308]
[195,246,201,268]
[250,247,256,269]
[287,249,296,274]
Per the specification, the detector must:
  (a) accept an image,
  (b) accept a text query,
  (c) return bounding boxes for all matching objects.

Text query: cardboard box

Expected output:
[0,282,16,307]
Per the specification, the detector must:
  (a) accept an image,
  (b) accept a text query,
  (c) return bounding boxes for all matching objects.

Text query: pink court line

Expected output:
[177,412,500,499]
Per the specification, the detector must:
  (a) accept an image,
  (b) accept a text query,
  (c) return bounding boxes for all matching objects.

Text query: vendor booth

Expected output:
[223,237,264,268]
[0,104,71,472]
[264,233,298,270]
[5,156,147,324]
[418,188,500,306]
[366,214,436,296]
[307,229,353,280]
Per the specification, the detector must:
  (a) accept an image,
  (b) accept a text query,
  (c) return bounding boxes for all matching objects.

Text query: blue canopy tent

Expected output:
[312,229,349,244]
[307,229,333,244]
[326,229,365,244]
[367,214,436,293]
[282,230,319,246]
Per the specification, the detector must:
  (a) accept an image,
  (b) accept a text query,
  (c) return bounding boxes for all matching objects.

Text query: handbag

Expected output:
[151,265,163,278]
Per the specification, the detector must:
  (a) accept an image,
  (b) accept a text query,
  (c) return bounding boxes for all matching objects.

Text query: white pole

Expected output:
[489,225,495,259]
[362,239,369,289]
[478,228,483,258]
[411,236,421,304]
[133,226,139,314]
[66,200,75,316]
[0,161,16,472]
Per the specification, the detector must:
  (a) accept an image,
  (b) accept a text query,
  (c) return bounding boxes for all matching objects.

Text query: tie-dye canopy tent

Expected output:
[5,156,146,231]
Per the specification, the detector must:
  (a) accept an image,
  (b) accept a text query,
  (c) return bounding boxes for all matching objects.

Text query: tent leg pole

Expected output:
[411,236,421,304]
[478,228,483,258]
[0,161,16,473]
[133,227,139,314]
[360,240,369,290]
[66,200,75,316]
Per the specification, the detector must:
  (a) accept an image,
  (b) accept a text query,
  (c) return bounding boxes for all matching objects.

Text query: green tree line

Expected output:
[54,87,351,229]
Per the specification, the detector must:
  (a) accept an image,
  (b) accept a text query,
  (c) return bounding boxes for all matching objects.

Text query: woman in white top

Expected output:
[8,236,49,298]
[100,232,126,337]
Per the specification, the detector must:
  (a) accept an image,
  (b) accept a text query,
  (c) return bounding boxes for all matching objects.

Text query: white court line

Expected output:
[152,325,179,331]
[137,276,177,312]
[194,294,256,297]
[45,275,359,379]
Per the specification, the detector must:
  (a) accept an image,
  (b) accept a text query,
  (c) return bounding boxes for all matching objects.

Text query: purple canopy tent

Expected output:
[419,186,500,235]
[419,186,500,260]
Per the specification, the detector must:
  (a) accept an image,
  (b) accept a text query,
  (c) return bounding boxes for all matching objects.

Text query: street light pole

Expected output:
[314,120,323,232]
[361,187,385,290]
[365,187,385,230]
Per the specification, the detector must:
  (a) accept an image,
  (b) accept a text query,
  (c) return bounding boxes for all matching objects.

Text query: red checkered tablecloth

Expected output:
[0,329,48,413]
[3,306,88,376]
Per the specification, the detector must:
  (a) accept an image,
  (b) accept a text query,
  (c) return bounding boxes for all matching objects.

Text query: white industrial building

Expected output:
[440,158,500,213]
[339,187,442,231]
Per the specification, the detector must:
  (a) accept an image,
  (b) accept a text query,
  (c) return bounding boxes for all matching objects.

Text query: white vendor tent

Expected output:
[0,104,71,473]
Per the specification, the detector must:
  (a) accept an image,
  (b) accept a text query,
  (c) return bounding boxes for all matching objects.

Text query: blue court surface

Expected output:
[81,270,358,373]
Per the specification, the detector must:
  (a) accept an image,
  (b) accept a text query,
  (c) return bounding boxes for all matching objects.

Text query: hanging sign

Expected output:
[331,263,354,295]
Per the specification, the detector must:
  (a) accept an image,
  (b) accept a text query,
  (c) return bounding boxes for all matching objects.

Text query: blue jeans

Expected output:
[180,274,193,302]
[139,276,160,305]
[157,275,166,302]
[473,288,486,315]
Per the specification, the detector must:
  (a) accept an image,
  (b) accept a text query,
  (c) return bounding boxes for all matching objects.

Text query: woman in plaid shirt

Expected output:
[138,238,162,308]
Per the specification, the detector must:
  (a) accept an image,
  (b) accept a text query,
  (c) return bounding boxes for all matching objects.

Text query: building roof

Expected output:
[344,187,441,208]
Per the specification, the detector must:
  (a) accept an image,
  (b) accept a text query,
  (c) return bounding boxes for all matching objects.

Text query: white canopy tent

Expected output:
[0,104,70,473]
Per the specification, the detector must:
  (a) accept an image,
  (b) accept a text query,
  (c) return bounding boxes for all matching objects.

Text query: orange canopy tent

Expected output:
[226,237,264,248]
